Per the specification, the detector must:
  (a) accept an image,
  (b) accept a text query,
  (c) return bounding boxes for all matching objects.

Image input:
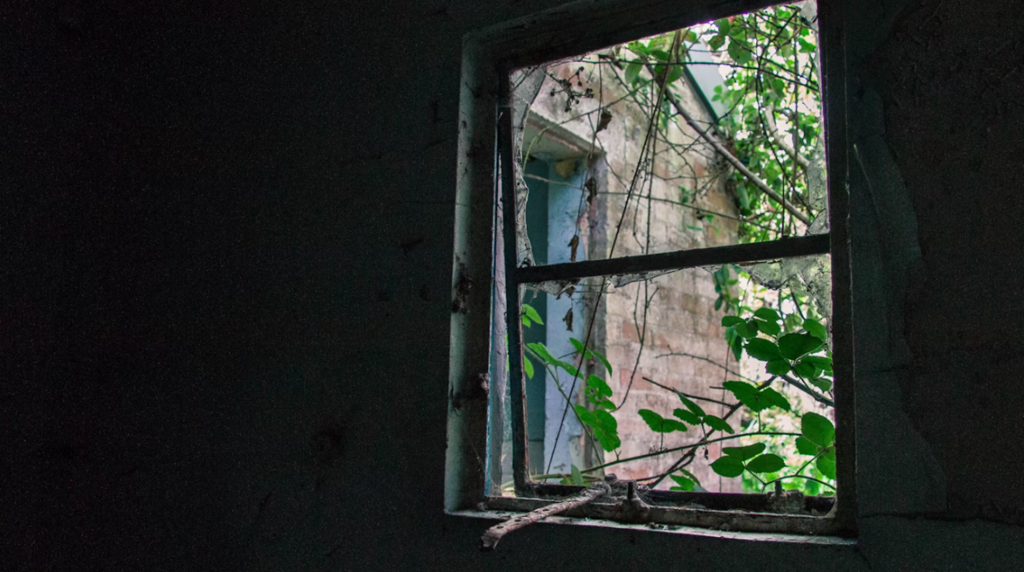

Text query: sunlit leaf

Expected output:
[624,62,642,85]
[522,303,544,326]
[669,474,695,491]
[803,318,827,341]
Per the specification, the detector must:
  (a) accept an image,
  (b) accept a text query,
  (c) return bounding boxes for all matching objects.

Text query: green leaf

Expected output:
[627,41,651,56]
[527,342,560,367]
[728,330,743,361]
[723,442,765,461]
[722,316,744,327]
[715,18,731,36]
[523,356,535,379]
[583,408,620,451]
[559,361,580,377]
[586,375,612,400]
[766,359,791,376]
[708,34,726,51]
[593,409,618,433]
[677,394,705,418]
[703,415,734,434]
[522,303,544,326]
[808,377,833,392]
[664,419,688,432]
[802,355,833,374]
[817,450,837,479]
[795,436,819,456]
[802,412,835,447]
[666,66,686,84]
[570,464,585,486]
[793,360,818,378]
[746,453,786,474]
[590,348,613,375]
[760,388,791,411]
[734,320,759,338]
[669,474,695,491]
[624,62,642,85]
[569,337,587,355]
[650,49,670,61]
[673,408,701,425]
[784,313,803,333]
[804,318,827,341]
[778,333,824,360]
[594,429,621,451]
[723,380,758,399]
[745,338,782,361]
[710,455,745,478]
[638,409,687,433]
[754,308,780,323]
[756,319,781,336]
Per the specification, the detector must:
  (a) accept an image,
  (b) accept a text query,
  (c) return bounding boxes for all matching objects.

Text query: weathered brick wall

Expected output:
[528,61,745,491]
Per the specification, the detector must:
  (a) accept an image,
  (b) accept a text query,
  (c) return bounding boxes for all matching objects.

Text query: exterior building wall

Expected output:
[526,61,745,491]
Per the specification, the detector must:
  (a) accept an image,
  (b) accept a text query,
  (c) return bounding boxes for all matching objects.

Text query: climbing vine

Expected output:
[514,3,836,499]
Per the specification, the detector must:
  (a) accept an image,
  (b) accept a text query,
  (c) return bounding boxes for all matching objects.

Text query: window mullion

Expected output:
[517,233,831,284]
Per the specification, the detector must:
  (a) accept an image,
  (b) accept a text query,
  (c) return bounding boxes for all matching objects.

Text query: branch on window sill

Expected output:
[480,482,610,550]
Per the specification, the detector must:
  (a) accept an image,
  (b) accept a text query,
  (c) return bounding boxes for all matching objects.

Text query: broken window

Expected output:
[449,0,854,545]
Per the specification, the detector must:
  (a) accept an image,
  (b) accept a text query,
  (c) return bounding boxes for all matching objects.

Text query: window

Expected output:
[447,0,854,540]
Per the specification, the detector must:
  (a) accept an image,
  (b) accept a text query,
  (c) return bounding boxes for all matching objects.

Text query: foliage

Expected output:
[517,3,837,498]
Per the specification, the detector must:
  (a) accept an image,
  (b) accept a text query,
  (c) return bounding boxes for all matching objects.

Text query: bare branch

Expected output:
[644,61,812,226]
[765,104,811,170]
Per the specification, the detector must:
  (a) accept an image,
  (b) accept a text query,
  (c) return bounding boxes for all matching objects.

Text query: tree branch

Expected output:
[644,66,812,226]
[765,104,811,170]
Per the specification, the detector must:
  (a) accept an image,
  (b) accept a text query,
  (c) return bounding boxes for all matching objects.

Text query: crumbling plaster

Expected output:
[3,0,1024,570]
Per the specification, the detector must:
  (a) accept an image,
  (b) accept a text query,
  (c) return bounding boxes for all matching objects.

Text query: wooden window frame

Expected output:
[447,0,855,539]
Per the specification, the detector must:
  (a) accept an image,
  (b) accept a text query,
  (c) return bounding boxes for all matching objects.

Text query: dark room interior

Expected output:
[4,0,1024,569]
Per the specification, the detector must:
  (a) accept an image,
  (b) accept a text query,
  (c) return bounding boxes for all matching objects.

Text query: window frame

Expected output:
[446,0,855,538]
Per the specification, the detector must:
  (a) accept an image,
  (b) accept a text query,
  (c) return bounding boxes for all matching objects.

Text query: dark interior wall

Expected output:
[2,1,1023,570]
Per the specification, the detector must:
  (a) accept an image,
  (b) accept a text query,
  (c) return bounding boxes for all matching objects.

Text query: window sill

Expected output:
[450,503,855,545]
[451,489,852,540]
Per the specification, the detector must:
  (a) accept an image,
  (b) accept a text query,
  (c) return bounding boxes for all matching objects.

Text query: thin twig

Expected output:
[582,431,800,475]
[641,377,733,407]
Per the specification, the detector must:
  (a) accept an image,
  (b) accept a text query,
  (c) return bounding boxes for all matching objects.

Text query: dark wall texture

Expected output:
[3,0,1023,570]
